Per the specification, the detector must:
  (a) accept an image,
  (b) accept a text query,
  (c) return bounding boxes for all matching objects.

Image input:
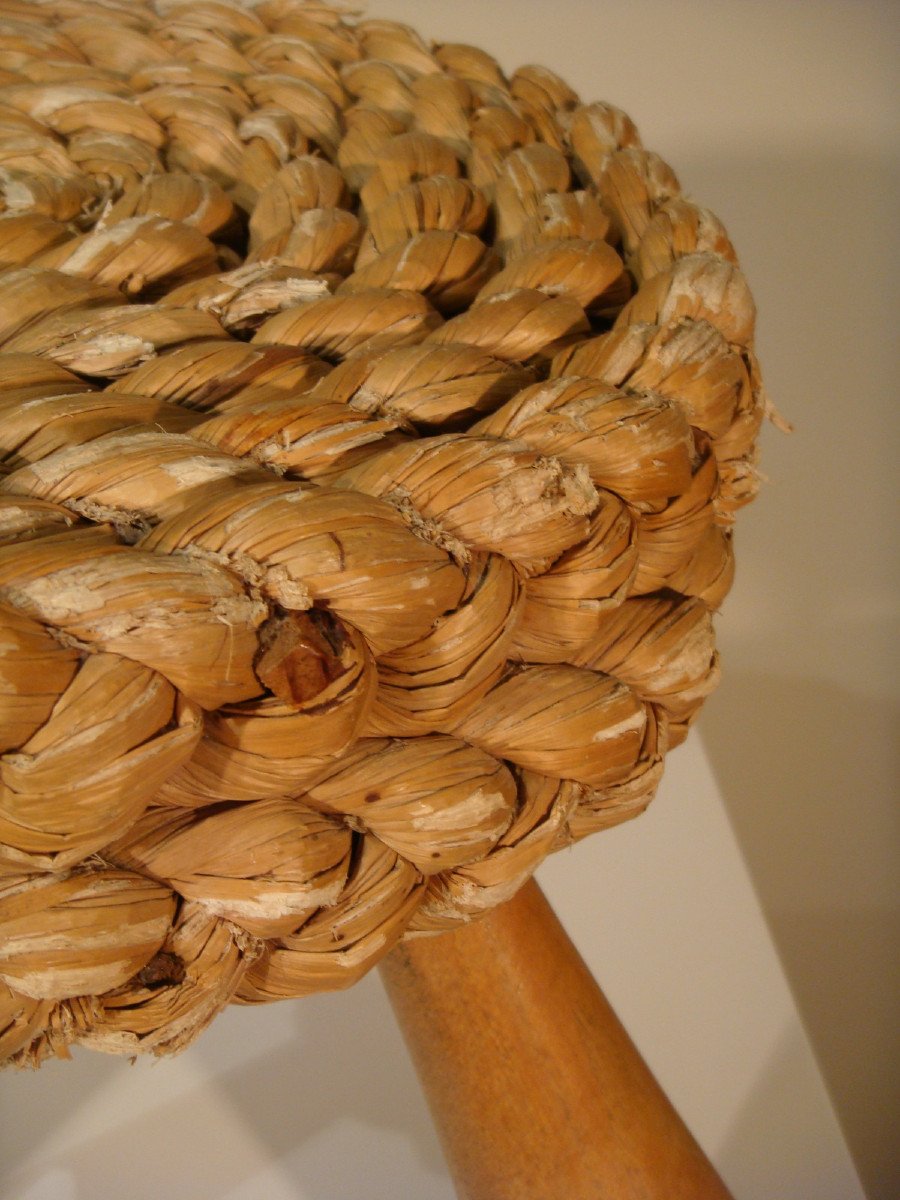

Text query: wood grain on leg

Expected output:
[380,879,733,1200]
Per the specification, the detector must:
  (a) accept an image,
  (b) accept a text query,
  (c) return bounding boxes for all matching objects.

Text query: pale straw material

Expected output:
[0,0,782,1067]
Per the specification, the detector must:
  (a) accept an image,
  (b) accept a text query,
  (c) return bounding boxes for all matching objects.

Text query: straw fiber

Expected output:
[0,0,780,1066]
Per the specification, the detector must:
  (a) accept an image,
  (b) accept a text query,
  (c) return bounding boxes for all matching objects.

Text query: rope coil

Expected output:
[0,0,775,1067]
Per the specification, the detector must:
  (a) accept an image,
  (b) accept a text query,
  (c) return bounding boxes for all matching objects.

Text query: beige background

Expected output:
[1,2,896,1197]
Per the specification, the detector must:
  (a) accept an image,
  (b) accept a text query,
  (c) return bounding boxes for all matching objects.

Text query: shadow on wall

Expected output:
[197,977,451,1200]
[678,137,898,1199]
[701,671,900,1200]
[1,974,451,1200]
[718,1014,869,1200]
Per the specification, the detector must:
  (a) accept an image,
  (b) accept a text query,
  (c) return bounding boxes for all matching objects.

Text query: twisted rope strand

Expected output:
[0,0,774,1067]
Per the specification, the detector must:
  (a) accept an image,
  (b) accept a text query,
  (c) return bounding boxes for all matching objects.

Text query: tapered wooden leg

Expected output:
[380,879,733,1200]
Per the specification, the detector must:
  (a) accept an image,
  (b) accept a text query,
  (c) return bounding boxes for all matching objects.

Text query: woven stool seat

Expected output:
[0,0,777,1067]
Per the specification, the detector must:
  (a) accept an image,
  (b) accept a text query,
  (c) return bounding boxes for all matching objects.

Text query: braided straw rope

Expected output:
[0,0,781,1067]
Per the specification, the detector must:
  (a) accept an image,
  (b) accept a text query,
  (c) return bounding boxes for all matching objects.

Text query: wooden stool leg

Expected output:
[380,879,733,1200]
